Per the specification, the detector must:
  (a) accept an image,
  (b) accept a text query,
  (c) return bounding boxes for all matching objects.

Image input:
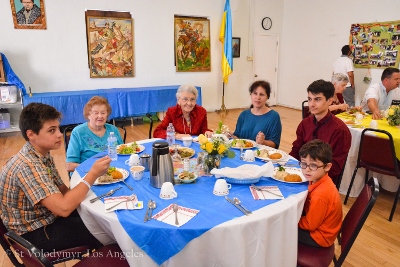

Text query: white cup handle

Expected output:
[227,183,231,189]
[172,191,178,198]
[125,159,130,165]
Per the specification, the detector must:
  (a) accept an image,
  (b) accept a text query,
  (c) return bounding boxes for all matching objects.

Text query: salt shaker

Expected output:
[183,158,190,172]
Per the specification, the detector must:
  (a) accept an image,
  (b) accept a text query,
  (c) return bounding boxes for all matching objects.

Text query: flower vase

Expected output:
[204,154,221,174]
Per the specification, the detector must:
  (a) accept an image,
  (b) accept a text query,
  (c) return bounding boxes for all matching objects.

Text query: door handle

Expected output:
[254,74,258,77]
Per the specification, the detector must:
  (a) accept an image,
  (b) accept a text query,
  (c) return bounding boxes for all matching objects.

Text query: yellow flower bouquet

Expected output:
[387,105,400,126]
[198,134,235,172]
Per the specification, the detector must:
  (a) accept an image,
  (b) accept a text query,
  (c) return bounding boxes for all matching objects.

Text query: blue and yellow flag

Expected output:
[219,0,233,84]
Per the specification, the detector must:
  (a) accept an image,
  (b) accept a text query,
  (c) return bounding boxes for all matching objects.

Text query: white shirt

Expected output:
[332,56,354,87]
[361,82,400,112]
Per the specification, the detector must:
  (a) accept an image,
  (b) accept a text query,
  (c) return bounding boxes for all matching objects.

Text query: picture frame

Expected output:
[86,16,134,78]
[174,15,211,72]
[9,0,47,30]
[232,37,241,58]
[0,57,5,82]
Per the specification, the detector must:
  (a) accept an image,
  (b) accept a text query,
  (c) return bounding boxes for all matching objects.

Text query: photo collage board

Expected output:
[349,20,400,68]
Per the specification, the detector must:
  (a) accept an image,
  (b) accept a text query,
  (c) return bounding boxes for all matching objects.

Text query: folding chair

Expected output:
[301,100,310,119]
[1,219,90,266]
[344,128,400,221]
[146,113,154,139]
[63,124,78,153]
[297,177,379,267]
[5,230,129,267]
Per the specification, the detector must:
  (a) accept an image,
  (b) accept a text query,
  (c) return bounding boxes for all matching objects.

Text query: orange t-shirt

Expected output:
[298,173,343,247]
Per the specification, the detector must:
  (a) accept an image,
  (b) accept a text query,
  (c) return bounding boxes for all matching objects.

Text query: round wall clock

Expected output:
[262,17,272,30]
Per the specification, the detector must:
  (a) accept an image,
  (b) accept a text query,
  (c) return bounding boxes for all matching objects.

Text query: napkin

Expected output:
[152,204,199,227]
[250,186,284,200]
[210,162,274,179]
[104,195,144,212]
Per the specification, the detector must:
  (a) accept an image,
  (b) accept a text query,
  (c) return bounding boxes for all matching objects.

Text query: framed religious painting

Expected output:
[9,0,47,29]
[86,16,134,78]
[174,15,211,72]
[232,37,241,58]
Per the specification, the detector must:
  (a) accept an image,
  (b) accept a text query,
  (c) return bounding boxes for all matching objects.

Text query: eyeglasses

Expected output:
[299,162,326,171]
[180,97,196,103]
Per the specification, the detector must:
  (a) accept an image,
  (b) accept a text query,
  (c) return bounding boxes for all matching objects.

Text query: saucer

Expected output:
[213,190,229,196]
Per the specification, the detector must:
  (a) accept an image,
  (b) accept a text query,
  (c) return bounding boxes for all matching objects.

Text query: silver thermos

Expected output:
[150,141,174,188]
[140,153,151,171]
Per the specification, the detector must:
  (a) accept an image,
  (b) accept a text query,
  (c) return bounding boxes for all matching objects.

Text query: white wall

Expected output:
[279,0,400,109]
[1,0,399,111]
[0,0,258,111]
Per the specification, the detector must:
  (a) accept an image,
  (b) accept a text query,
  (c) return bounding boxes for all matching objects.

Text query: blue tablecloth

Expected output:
[22,85,202,126]
[76,141,307,265]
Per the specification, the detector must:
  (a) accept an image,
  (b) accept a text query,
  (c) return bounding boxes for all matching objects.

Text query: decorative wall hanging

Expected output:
[85,10,134,78]
[174,15,211,72]
[350,20,400,68]
[9,0,47,29]
[232,37,241,58]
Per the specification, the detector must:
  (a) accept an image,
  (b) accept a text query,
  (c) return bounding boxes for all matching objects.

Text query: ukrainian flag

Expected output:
[219,0,233,84]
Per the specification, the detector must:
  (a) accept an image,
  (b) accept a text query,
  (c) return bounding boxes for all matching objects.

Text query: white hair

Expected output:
[331,73,349,84]
[176,84,198,100]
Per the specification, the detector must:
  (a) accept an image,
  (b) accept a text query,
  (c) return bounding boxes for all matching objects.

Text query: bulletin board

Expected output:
[349,20,400,68]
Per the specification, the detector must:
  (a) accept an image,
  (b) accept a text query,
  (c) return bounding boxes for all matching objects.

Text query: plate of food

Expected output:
[255,148,288,162]
[169,146,196,158]
[230,139,257,149]
[94,167,129,185]
[177,171,197,183]
[345,108,365,116]
[116,142,145,155]
[271,166,306,183]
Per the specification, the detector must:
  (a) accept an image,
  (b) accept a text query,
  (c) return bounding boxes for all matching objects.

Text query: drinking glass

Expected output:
[171,144,182,162]
[196,152,208,176]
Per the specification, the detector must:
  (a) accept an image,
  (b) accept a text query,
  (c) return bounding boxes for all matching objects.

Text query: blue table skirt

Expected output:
[76,141,307,265]
[22,85,202,126]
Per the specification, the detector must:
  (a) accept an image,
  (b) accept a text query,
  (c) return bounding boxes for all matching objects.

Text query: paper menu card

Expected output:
[250,186,284,200]
[152,204,199,227]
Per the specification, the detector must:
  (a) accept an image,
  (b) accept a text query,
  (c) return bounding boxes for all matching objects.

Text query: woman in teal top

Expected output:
[232,81,282,148]
[66,96,123,172]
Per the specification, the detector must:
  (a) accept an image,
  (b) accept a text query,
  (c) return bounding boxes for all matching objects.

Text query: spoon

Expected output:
[233,197,252,215]
[173,204,179,225]
[144,200,152,222]
[147,201,157,221]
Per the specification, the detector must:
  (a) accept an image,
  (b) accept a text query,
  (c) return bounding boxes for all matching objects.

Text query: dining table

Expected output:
[337,113,400,197]
[70,138,308,267]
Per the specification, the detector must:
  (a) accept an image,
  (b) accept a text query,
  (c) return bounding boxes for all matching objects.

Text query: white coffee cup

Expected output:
[130,165,145,181]
[182,136,193,147]
[125,154,140,166]
[213,179,231,196]
[370,120,378,129]
[241,150,255,162]
[355,113,364,124]
[160,182,178,199]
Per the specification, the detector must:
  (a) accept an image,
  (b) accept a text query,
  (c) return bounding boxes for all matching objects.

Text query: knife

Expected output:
[224,196,249,216]
[89,187,122,203]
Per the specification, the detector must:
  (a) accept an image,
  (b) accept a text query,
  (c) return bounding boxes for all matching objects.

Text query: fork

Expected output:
[90,187,122,203]
[106,194,136,211]
[251,184,283,198]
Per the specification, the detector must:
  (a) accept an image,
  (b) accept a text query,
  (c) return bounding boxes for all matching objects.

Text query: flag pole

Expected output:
[216,82,228,115]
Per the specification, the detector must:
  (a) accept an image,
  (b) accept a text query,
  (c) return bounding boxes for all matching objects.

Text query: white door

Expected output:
[254,34,279,106]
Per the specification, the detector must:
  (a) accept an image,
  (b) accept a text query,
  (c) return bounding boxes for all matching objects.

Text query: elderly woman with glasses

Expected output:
[330,73,361,115]
[66,96,123,172]
[153,84,213,139]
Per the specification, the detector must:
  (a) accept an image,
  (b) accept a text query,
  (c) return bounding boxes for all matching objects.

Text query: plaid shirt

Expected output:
[0,142,64,235]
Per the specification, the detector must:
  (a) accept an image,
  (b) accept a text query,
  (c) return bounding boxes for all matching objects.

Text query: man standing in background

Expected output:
[332,45,355,107]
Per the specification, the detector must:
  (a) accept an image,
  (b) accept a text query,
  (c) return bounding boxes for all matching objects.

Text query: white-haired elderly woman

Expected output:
[153,84,213,139]
[330,73,351,114]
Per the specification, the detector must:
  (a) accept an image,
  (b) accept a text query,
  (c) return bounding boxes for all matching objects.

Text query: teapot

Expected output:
[150,141,174,188]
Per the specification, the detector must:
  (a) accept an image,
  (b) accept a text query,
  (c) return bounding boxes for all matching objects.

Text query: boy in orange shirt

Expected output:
[298,139,343,247]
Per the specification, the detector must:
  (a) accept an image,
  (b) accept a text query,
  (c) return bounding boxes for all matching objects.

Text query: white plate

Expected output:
[94,168,129,185]
[177,172,198,183]
[116,143,145,155]
[271,167,307,183]
[169,146,196,158]
[255,148,288,162]
[229,139,257,149]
